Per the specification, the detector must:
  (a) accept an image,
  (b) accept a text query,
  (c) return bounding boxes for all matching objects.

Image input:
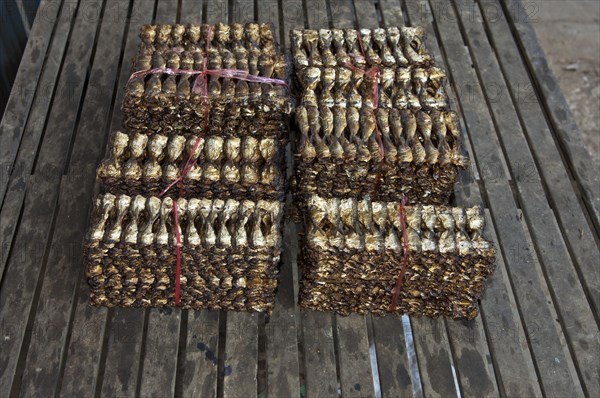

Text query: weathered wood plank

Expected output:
[178,310,220,397]
[302,311,338,397]
[353,0,378,28]
[281,0,305,48]
[328,0,354,29]
[429,2,585,396]
[379,0,404,27]
[18,11,131,392]
[479,210,541,397]
[305,0,330,29]
[0,0,78,283]
[100,309,146,398]
[205,0,229,24]
[60,1,158,396]
[32,0,104,175]
[180,0,204,24]
[503,0,600,229]
[139,308,183,397]
[371,315,413,397]
[223,312,259,398]
[335,315,376,397]
[265,219,301,397]
[479,0,600,314]
[0,0,61,207]
[0,175,61,394]
[454,2,599,396]
[231,0,255,23]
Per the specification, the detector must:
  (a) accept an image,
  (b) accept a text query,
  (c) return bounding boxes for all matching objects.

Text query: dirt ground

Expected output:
[533,1,600,165]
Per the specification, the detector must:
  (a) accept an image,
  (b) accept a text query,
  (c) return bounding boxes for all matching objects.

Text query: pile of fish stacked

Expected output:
[86,194,284,311]
[84,23,289,313]
[122,23,290,137]
[291,28,467,204]
[96,131,285,201]
[298,197,495,319]
[292,28,495,319]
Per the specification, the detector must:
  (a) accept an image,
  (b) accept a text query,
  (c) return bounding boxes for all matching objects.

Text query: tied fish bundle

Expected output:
[297,66,448,111]
[290,27,433,71]
[298,196,495,319]
[294,105,467,204]
[123,23,291,136]
[84,194,284,313]
[97,131,285,201]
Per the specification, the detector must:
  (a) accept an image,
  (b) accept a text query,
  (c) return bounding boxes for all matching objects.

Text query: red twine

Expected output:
[389,196,409,312]
[139,27,288,305]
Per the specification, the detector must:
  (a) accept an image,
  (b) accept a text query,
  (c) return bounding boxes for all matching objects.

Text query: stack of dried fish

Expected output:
[96,131,285,201]
[295,66,448,111]
[298,196,495,319]
[290,27,433,71]
[122,23,291,136]
[294,105,466,204]
[84,193,284,313]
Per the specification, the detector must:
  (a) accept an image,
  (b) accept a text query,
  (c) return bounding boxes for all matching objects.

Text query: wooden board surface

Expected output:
[0,0,597,396]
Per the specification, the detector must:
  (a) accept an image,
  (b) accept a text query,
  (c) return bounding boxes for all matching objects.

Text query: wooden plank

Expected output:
[302,311,338,397]
[0,175,61,394]
[59,1,158,396]
[32,0,104,175]
[139,309,183,397]
[0,0,61,207]
[281,0,305,48]
[328,0,354,29]
[223,312,259,397]
[371,315,413,397]
[180,0,204,24]
[503,0,600,228]
[305,0,329,30]
[480,0,600,314]
[353,0,378,28]
[0,0,78,283]
[266,220,301,398]
[19,5,131,390]
[454,2,600,396]
[205,0,229,24]
[335,315,376,397]
[428,2,585,396]
[231,0,255,23]
[178,310,220,397]
[100,309,146,398]
[479,210,542,396]
[379,0,403,27]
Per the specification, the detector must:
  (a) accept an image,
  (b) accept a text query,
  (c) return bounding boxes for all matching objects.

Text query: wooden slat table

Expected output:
[1,0,598,397]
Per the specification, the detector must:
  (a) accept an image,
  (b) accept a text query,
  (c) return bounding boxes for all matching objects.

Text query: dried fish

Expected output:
[298,197,495,319]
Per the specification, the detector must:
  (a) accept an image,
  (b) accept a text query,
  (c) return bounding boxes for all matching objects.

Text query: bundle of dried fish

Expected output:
[295,66,448,111]
[298,196,495,319]
[294,105,467,204]
[96,131,286,201]
[290,27,433,71]
[123,23,291,136]
[84,194,284,313]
